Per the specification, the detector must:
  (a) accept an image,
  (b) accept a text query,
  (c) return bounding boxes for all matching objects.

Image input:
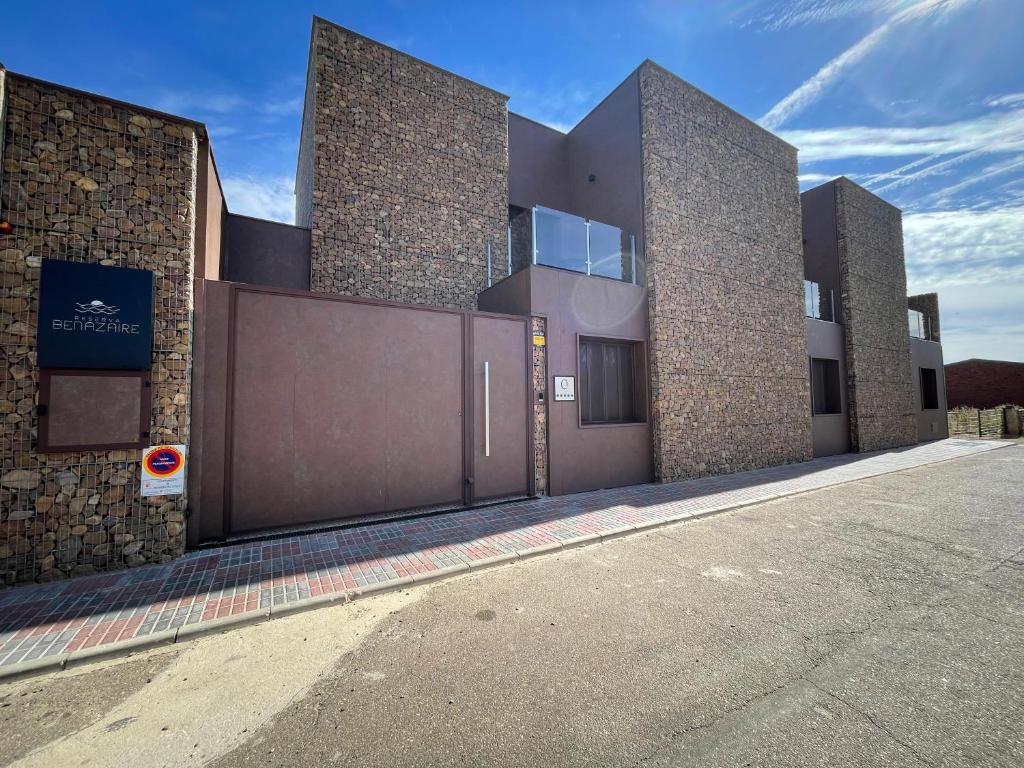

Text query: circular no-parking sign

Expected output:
[144,446,184,477]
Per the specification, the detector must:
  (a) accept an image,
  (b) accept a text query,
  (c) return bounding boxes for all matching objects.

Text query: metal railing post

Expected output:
[531,207,538,265]
[630,234,636,285]
[585,220,592,276]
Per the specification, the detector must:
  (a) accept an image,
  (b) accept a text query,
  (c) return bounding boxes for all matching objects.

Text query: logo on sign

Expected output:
[144,446,183,477]
[74,299,121,315]
[52,296,140,336]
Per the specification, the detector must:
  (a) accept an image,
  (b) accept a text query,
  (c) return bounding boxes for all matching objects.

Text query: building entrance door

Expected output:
[470,315,531,503]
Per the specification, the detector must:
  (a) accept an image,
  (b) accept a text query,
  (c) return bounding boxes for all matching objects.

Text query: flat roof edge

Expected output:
[312,16,509,101]
[638,60,798,153]
[4,70,208,137]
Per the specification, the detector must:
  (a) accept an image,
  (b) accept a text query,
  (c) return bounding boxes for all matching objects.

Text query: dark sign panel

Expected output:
[37,259,154,370]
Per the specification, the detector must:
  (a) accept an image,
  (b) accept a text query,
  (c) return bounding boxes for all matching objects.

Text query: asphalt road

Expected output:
[3,444,1022,767]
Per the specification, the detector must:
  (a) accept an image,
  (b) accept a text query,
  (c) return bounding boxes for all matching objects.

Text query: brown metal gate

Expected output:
[188,281,532,542]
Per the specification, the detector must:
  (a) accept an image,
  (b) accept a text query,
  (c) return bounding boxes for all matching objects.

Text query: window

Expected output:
[920,367,939,410]
[579,338,641,424]
[810,357,842,415]
[804,280,834,321]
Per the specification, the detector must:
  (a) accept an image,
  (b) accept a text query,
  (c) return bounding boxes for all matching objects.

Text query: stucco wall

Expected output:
[223,213,311,291]
[801,182,843,321]
[0,74,196,584]
[910,337,948,441]
[477,265,652,495]
[507,75,645,284]
[834,178,917,452]
[806,318,850,457]
[301,18,509,309]
[507,115,568,212]
[638,62,812,480]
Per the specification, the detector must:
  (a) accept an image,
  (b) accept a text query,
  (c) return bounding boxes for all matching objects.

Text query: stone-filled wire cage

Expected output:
[0,74,196,585]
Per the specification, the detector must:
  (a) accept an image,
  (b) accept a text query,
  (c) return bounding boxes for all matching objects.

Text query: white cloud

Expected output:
[903,206,1024,363]
[207,125,241,139]
[985,93,1024,109]
[870,149,984,194]
[152,90,245,116]
[798,172,836,185]
[917,282,1024,363]
[781,108,1024,162]
[759,0,973,130]
[221,175,295,224]
[260,97,304,116]
[904,205,1024,285]
[742,0,910,30]
[916,154,1024,207]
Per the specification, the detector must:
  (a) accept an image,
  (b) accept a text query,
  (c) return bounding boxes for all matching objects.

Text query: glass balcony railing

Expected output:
[529,205,637,284]
[908,309,934,340]
[804,279,835,322]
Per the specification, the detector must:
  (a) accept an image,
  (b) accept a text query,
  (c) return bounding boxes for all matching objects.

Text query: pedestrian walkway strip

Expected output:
[0,438,1009,677]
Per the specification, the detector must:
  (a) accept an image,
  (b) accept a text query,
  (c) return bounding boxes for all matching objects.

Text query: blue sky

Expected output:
[3,0,1022,362]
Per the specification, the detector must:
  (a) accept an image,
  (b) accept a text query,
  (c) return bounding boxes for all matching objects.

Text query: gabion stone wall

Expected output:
[299,19,510,310]
[947,407,1012,439]
[834,179,918,452]
[531,317,548,496]
[0,74,197,584]
[947,408,979,437]
[638,62,812,481]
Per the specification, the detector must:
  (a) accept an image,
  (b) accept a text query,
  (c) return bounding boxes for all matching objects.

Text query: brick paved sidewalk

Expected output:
[0,438,1008,674]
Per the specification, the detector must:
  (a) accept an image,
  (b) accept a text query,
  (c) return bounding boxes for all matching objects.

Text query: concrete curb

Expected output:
[64,628,178,671]
[466,552,519,571]
[0,440,1011,684]
[0,653,70,683]
[175,609,271,642]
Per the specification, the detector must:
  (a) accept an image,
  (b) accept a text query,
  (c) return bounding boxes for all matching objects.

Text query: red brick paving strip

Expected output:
[0,439,1009,672]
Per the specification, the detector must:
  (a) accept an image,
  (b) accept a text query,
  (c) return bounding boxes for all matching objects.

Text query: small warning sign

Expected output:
[141,444,186,497]
[532,334,546,346]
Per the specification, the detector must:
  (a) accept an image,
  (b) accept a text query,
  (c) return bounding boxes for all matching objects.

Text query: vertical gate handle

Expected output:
[484,361,490,458]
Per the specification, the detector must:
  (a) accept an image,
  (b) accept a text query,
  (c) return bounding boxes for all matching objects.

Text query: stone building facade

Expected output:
[297,18,510,310]
[834,178,918,452]
[0,73,198,584]
[638,62,812,481]
[1,18,950,584]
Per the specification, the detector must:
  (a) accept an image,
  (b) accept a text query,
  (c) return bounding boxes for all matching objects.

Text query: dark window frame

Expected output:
[919,367,940,411]
[809,357,843,416]
[577,335,647,427]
